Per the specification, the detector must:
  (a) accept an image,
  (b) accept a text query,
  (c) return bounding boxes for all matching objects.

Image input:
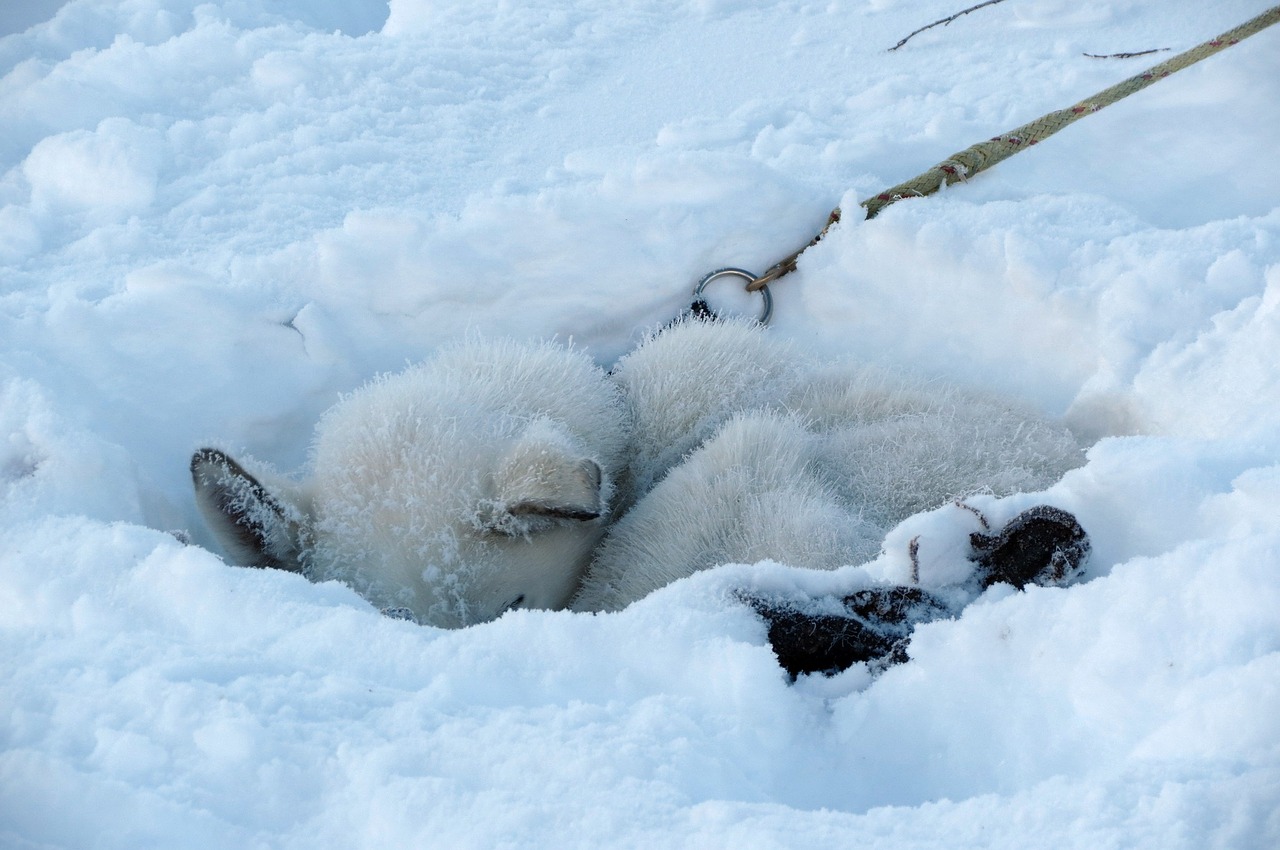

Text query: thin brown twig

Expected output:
[889,0,1012,51]
[1083,48,1172,59]
[954,500,991,530]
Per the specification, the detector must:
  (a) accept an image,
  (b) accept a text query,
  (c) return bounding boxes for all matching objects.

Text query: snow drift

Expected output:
[2,0,1279,847]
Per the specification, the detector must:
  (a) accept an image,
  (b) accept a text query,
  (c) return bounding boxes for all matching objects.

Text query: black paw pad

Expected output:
[970,505,1090,590]
[744,586,951,678]
[754,608,901,678]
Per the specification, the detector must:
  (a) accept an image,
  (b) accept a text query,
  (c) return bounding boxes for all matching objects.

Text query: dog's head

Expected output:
[192,339,627,627]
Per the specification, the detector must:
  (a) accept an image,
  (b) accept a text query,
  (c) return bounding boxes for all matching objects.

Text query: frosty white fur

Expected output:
[194,320,1082,626]
[194,337,629,628]
[571,320,1084,611]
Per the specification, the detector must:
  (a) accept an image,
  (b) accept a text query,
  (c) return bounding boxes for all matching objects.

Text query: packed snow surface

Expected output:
[3,0,1279,847]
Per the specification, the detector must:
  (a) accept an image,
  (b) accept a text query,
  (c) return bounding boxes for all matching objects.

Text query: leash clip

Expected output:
[691,267,773,325]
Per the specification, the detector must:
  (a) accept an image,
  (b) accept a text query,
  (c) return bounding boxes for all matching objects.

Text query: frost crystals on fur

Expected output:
[192,320,1088,635]
[192,337,628,628]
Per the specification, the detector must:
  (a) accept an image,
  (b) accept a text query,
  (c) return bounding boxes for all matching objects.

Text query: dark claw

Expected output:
[970,505,1090,590]
[744,585,952,679]
[754,607,901,678]
[746,505,1090,680]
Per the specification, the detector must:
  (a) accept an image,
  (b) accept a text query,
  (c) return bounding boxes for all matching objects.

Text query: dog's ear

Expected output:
[501,454,603,522]
[190,448,307,572]
[481,423,605,534]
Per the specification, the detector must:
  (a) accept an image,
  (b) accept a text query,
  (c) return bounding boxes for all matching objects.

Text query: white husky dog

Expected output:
[572,320,1083,610]
[192,320,1083,627]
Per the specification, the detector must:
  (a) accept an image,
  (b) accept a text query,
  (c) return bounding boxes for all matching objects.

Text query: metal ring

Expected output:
[692,267,773,325]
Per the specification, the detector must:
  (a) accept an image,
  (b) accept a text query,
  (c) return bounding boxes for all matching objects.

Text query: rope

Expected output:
[745,4,1280,292]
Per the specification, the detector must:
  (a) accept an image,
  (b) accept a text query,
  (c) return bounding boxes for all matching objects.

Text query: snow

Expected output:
[2,0,1278,846]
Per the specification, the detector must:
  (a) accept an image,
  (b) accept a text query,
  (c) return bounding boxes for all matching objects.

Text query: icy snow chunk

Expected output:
[23,116,163,220]
[1201,464,1280,539]
[1132,264,1280,438]
[0,379,143,527]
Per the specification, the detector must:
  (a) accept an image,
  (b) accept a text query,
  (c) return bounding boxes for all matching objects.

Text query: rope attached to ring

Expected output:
[738,4,1280,294]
